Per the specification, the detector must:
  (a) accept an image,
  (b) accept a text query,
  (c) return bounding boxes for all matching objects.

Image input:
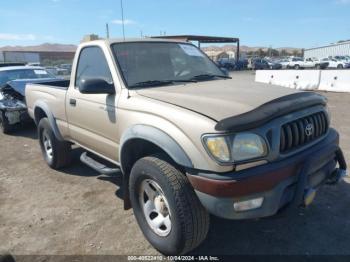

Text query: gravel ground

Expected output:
[0,71,349,256]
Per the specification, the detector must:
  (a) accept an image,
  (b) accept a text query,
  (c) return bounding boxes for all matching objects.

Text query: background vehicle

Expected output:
[285,57,304,69]
[217,58,236,70]
[0,66,57,133]
[305,58,329,69]
[251,58,281,70]
[25,39,347,255]
[321,58,350,69]
[251,58,270,70]
[265,59,283,69]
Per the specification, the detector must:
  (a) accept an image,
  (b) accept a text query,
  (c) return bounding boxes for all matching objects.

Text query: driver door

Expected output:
[66,46,120,162]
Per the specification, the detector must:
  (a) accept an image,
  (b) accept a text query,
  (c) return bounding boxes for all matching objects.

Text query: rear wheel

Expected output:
[315,64,321,69]
[129,156,209,255]
[337,64,343,69]
[294,64,300,70]
[38,118,71,169]
[0,111,13,134]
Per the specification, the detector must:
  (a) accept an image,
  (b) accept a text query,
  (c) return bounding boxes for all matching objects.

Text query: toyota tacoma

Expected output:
[25,39,347,255]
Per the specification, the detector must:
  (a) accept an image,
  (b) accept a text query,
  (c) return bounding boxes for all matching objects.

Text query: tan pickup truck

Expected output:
[25,38,347,255]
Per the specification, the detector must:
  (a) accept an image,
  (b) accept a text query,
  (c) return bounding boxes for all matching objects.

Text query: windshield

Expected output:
[0,68,54,87]
[112,42,226,88]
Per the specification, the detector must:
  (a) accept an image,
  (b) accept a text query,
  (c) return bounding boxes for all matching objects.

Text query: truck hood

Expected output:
[136,78,298,121]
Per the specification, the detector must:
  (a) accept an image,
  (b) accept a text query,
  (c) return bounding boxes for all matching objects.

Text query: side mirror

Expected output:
[79,78,115,94]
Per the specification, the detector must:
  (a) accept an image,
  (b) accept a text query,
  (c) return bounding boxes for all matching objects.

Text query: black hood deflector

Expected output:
[215,92,327,132]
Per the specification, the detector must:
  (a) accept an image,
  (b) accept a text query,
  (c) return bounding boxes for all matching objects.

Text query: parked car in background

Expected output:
[334,56,350,62]
[265,59,283,69]
[217,58,236,70]
[278,58,291,69]
[27,62,42,67]
[251,58,270,70]
[285,57,304,69]
[251,58,281,70]
[236,58,248,70]
[58,64,72,75]
[45,66,59,76]
[321,58,350,69]
[305,58,329,69]
[217,58,248,71]
[0,66,57,133]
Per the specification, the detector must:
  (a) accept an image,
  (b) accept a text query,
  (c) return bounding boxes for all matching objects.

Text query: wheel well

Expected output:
[34,107,48,125]
[121,138,184,176]
[120,138,186,210]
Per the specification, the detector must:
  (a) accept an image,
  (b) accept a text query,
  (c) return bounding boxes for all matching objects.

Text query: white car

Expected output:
[281,57,320,69]
[321,58,350,69]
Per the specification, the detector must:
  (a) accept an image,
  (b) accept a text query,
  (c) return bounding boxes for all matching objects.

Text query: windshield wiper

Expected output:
[189,74,232,81]
[129,79,196,88]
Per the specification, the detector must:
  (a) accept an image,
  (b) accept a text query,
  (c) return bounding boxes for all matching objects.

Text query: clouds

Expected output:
[111,19,137,25]
[0,33,36,41]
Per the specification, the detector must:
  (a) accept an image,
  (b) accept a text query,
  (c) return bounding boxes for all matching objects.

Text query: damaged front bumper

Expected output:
[0,96,30,126]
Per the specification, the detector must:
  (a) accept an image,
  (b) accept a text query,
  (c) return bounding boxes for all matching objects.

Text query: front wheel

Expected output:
[337,64,343,69]
[38,118,72,169]
[129,156,210,255]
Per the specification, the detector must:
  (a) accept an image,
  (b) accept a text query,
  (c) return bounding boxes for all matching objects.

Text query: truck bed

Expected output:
[25,80,71,138]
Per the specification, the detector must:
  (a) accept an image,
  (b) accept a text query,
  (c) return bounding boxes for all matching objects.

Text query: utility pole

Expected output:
[120,0,125,40]
[106,23,110,39]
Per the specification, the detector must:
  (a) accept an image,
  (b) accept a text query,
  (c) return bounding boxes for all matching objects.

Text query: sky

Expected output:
[0,0,349,48]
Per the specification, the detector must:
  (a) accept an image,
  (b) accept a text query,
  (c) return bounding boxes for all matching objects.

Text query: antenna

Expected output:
[120,0,125,40]
[106,23,110,39]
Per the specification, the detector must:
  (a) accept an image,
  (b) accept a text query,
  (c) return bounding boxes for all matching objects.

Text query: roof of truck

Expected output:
[85,38,187,46]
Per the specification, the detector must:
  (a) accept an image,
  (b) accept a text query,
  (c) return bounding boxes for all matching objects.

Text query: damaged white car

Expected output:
[0,66,58,133]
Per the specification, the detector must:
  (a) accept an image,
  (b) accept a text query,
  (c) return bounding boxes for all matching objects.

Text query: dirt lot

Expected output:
[1,72,350,256]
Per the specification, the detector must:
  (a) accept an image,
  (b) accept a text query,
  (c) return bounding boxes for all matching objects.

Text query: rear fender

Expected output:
[33,101,64,141]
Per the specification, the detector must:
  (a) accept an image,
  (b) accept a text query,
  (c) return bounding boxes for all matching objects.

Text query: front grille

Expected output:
[280,111,328,153]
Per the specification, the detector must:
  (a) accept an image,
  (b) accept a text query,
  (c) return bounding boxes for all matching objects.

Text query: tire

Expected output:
[129,156,210,255]
[294,64,300,70]
[315,64,321,69]
[337,64,343,69]
[0,110,13,134]
[38,118,71,169]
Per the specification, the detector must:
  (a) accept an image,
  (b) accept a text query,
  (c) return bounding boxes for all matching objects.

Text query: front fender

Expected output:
[119,124,193,172]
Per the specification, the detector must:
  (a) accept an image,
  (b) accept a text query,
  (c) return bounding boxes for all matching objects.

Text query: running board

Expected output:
[80,152,120,175]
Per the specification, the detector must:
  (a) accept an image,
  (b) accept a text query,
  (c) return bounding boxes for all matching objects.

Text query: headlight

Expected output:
[204,136,230,162]
[203,133,267,163]
[231,133,267,161]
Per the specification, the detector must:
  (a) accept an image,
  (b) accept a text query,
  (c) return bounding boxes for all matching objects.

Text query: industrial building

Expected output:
[304,41,350,59]
[0,44,76,64]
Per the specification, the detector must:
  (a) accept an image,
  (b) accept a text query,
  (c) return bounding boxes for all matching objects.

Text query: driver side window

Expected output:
[75,46,113,88]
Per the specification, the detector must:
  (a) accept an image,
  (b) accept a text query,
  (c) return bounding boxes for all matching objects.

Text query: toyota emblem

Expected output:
[305,123,314,137]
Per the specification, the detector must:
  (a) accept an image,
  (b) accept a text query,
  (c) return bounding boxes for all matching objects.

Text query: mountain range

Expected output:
[0,43,301,53]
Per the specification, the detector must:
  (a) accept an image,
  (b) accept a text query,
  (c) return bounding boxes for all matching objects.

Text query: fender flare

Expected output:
[33,101,64,141]
[119,125,193,173]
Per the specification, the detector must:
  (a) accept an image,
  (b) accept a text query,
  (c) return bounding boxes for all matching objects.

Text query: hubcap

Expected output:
[42,130,53,160]
[139,179,171,237]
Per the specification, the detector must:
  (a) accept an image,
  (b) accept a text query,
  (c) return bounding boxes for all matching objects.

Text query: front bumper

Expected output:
[187,128,347,219]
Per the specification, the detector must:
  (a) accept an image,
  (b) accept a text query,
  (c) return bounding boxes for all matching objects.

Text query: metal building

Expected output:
[304,41,350,59]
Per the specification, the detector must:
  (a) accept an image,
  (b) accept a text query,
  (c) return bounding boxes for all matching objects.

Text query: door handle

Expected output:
[69,99,77,106]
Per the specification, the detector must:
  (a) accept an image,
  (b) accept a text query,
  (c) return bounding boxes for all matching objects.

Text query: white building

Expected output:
[304,41,350,59]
